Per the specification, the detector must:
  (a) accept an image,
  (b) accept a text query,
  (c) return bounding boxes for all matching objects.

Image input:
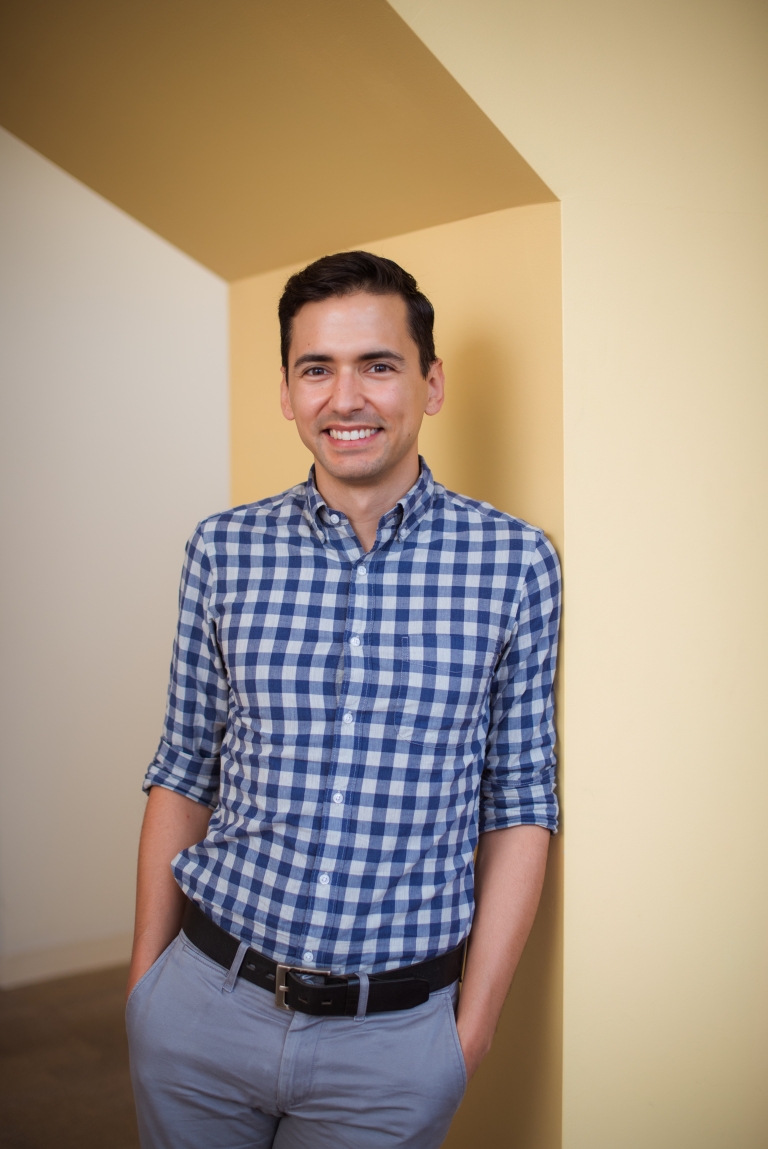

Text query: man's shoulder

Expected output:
[431,483,552,551]
[192,484,308,547]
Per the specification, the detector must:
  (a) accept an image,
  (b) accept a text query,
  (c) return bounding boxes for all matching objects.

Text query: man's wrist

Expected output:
[126,947,155,1000]
[126,928,176,1001]
[455,1010,495,1079]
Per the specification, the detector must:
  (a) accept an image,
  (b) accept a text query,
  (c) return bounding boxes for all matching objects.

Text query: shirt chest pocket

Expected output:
[396,633,501,748]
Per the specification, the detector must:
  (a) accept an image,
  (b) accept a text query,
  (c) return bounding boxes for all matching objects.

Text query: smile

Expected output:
[327,428,380,441]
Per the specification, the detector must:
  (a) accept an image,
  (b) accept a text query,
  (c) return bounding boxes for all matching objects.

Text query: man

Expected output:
[126,251,560,1149]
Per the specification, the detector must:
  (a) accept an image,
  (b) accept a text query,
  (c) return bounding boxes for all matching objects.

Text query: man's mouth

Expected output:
[325,427,381,441]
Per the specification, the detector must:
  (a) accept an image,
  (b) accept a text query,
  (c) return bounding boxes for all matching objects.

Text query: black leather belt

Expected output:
[182,897,465,1017]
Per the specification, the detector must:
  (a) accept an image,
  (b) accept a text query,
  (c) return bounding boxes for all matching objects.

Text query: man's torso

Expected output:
[146,464,559,973]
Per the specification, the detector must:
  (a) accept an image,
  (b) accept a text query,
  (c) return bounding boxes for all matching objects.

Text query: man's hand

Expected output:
[455,825,550,1080]
[126,786,212,1002]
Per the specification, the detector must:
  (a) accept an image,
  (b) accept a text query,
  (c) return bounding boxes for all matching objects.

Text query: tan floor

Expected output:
[0,964,139,1149]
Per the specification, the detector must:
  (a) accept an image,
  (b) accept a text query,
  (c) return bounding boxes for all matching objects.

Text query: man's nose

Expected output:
[329,366,365,414]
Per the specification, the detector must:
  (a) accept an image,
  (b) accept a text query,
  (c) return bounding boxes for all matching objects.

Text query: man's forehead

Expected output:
[289,292,413,357]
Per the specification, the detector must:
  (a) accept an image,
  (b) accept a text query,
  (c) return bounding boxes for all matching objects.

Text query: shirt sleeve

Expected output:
[480,532,561,834]
[143,525,228,808]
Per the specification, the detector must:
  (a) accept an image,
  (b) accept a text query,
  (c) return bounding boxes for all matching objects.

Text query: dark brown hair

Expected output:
[278,251,436,377]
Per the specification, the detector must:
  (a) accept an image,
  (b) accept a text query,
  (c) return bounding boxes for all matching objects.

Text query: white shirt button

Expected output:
[330,514,340,524]
[350,635,360,646]
[356,565,367,578]
[319,873,331,885]
[342,712,354,724]
[332,792,344,804]
[302,950,314,963]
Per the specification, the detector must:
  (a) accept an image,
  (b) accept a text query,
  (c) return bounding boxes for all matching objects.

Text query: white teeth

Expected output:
[329,428,378,440]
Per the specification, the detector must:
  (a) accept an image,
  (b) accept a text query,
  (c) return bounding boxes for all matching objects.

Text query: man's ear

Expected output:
[424,358,445,417]
[280,367,295,422]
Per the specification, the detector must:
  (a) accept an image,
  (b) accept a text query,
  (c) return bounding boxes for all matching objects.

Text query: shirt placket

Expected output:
[298,537,370,967]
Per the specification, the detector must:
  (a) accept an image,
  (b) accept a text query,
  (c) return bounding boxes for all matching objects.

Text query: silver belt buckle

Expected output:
[275,963,331,1011]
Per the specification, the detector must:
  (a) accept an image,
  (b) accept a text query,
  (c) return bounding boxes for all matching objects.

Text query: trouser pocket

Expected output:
[126,936,178,1012]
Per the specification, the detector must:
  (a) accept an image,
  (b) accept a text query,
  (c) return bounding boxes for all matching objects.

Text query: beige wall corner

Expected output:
[387,3,768,1147]
[0,933,133,990]
[0,127,229,981]
[230,201,564,1148]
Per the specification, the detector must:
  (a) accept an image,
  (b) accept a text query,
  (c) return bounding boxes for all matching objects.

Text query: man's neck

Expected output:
[313,450,420,553]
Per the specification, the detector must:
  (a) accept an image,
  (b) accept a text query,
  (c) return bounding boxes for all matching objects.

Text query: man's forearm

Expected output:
[456,824,550,1079]
[126,785,211,1000]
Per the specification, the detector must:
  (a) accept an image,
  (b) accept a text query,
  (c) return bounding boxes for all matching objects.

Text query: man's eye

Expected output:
[369,363,392,373]
[305,367,328,377]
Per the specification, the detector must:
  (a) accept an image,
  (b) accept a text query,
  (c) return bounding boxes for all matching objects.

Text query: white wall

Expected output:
[388,3,768,1147]
[0,128,229,987]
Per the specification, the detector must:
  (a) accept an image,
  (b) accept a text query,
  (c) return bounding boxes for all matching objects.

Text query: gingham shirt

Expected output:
[145,461,560,974]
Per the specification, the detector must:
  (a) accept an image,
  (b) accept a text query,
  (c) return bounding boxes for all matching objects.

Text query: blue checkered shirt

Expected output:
[145,461,560,974]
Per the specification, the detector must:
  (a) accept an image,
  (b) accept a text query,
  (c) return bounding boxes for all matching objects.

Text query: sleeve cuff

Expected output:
[143,739,220,808]
[479,780,559,834]
[479,810,559,835]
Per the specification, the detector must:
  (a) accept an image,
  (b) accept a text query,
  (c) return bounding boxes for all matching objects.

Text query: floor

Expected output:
[0,964,139,1149]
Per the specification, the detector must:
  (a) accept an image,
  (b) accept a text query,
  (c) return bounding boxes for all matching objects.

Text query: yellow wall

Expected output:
[388,2,768,1146]
[230,201,564,1147]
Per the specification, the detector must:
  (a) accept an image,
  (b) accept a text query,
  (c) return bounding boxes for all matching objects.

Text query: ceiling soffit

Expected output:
[0,0,555,280]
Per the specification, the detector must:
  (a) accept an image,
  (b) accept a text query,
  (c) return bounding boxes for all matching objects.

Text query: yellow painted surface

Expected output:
[230,259,313,503]
[230,202,564,1147]
[389,2,768,1147]
[0,0,552,280]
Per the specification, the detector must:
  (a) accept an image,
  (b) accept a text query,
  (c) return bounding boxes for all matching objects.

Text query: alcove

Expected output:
[1,3,563,1145]
[230,198,564,1149]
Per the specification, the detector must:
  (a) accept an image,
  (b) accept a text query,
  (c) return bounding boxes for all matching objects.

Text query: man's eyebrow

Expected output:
[292,352,334,368]
[359,349,406,363]
[292,349,406,368]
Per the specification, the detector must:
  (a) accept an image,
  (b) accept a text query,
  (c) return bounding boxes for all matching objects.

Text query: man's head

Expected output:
[279,251,444,488]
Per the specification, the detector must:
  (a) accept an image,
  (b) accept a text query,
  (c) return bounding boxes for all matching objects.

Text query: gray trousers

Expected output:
[126,932,466,1148]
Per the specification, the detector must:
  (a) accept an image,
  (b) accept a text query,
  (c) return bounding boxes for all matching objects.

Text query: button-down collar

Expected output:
[302,457,435,548]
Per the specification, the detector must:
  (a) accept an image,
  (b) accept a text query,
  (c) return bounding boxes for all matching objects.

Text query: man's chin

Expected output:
[314,444,392,483]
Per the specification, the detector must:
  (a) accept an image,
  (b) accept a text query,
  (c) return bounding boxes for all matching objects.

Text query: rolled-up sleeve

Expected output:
[480,533,561,834]
[143,525,227,808]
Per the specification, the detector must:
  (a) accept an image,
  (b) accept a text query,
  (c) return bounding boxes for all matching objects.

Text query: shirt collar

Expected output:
[302,457,435,544]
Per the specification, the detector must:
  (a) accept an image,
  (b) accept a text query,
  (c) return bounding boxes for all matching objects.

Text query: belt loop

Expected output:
[354,972,370,1022]
[222,941,249,994]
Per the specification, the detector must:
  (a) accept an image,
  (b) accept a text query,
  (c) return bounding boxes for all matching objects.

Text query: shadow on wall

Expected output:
[445,337,510,506]
[443,838,563,1149]
[429,335,527,521]
[434,343,564,1149]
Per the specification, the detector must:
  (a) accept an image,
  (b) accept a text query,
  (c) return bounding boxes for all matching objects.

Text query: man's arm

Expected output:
[456,824,550,1079]
[126,785,211,1001]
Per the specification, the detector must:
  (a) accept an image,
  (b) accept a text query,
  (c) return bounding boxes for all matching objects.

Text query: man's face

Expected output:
[280,292,444,485]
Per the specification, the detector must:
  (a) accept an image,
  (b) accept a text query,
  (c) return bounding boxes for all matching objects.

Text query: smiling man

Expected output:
[126,252,561,1149]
